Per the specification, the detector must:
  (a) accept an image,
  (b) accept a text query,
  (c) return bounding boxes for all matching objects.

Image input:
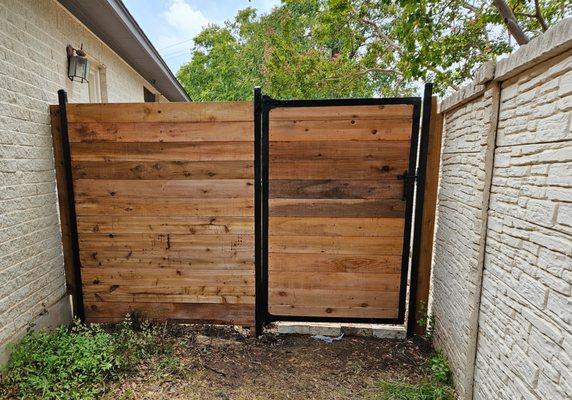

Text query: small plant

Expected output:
[0,316,172,399]
[426,353,451,385]
[416,301,436,341]
[370,352,455,400]
[374,381,454,400]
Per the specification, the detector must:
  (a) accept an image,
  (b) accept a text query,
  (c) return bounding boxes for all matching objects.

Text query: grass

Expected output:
[0,317,172,400]
[368,352,455,400]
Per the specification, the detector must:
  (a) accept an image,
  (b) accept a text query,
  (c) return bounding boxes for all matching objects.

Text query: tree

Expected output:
[177,0,570,100]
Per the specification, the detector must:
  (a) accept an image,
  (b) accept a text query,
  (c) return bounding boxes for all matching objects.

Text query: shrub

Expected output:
[0,317,169,399]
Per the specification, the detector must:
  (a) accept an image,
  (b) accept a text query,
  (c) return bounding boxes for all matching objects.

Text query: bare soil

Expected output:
[103,324,432,400]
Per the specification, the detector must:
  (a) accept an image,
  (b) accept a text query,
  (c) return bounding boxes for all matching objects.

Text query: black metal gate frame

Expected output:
[253,84,433,338]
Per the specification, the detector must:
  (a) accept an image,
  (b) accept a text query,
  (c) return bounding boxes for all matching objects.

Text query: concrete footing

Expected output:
[274,322,406,339]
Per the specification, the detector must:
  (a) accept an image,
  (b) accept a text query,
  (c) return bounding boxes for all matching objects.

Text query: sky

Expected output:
[123,0,281,74]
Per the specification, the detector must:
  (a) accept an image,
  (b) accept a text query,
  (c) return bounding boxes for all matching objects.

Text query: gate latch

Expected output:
[397,170,417,200]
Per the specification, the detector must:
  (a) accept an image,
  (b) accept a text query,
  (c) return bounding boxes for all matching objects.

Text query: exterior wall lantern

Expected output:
[66,44,90,83]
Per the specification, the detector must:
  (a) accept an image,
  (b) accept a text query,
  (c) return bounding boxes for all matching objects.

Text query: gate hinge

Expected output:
[397,170,417,200]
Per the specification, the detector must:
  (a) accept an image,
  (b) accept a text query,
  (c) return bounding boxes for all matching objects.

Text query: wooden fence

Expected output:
[51,100,256,327]
[51,88,442,336]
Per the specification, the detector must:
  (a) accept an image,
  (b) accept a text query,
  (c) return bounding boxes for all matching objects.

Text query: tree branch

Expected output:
[534,0,549,31]
[360,17,404,56]
[492,0,529,45]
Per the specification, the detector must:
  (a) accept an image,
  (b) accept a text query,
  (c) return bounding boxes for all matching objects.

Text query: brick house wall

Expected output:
[431,18,571,399]
[0,0,166,363]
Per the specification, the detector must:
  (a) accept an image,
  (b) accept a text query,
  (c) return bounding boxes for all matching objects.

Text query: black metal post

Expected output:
[57,89,85,322]
[406,83,433,338]
[253,87,263,337]
[260,95,271,327]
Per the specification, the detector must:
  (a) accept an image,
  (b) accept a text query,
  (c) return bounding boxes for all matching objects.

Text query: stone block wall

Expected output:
[432,18,571,400]
[0,0,164,363]
[432,84,498,398]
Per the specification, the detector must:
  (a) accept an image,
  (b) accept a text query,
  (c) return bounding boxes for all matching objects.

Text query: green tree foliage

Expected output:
[177,0,570,100]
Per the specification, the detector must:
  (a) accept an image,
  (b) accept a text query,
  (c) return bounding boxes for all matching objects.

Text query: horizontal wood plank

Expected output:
[269,104,413,121]
[76,197,253,217]
[69,121,253,143]
[268,305,398,319]
[78,233,254,252]
[269,140,409,160]
[72,160,253,180]
[84,302,254,325]
[84,292,254,305]
[269,160,408,180]
[75,179,253,199]
[83,284,253,296]
[268,253,402,273]
[71,142,253,161]
[269,217,404,237]
[80,249,253,268]
[269,199,405,218]
[268,271,401,291]
[82,268,254,287]
[269,179,402,199]
[77,215,253,234]
[67,102,253,123]
[268,236,403,255]
[268,289,399,309]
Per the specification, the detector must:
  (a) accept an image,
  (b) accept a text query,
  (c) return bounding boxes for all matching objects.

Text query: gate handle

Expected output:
[397,170,417,201]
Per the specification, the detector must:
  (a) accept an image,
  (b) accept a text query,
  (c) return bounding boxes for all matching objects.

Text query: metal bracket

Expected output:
[397,170,417,201]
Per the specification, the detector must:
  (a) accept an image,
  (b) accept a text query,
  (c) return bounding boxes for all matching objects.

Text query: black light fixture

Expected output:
[66,44,90,83]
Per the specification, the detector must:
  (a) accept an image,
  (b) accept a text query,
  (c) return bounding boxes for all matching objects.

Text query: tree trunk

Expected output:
[492,0,529,45]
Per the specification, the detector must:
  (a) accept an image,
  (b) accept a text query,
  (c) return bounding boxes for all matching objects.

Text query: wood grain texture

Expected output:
[268,253,402,273]
[269,217,404,237]
[77,216,253,234]
[69,122,253,143]
[269,159,408,180]
[67,102,253,123]
[84,302,254,325]
[268,305,398,319]
[71,142,253,161]
[76,197,253,217]
[268,272,400,291]
[269,199,405,218]
[269,140,409,160]
[80,249,253,268]
[267,104,413,319]
[65,101,255,325]
[269,179,402,199]
[269,236,403,255]
[75,179,253,199]
[72,160,253,180]
[269,104,413,120]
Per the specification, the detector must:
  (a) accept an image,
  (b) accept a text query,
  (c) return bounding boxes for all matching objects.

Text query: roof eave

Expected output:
[58,0,191,102]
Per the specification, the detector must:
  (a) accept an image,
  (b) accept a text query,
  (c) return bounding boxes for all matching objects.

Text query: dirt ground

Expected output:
[103,324,433,400]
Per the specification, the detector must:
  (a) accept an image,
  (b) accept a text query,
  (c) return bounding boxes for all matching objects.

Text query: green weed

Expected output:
[0,317,171,400]
[370,352,455,400]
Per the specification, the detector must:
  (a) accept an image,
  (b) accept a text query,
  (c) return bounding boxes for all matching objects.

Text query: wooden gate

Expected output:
[51,94,256,327]
[51,85,436,336]
[256,88,431,335]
